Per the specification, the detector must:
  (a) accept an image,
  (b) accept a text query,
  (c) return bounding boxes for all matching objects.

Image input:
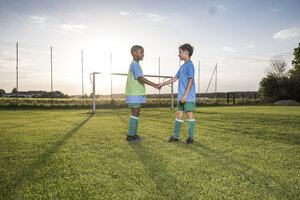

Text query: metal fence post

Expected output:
[93,73,96,113]
[233,93,236,104]
[227,93,229,104]
[171,83,174,109]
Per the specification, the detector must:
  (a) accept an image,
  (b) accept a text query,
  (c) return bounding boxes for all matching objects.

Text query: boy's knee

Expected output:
[132,108,140,117]
[176,111,183,120]
[186,111,193,119]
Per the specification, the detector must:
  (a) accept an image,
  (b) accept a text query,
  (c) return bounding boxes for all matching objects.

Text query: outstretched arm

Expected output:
[159,77,178,88]
[138,76,159,89]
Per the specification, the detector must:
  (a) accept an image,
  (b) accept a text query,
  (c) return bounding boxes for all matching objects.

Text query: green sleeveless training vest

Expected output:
[125,61,146,96]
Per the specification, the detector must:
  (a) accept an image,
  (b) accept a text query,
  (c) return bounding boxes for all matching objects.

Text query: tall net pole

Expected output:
[51,46,53,93]
[158,57,161,105]
[110,53,113,101]
[198,60,200,97]
[16,42,19,105]
[81,50,84,106]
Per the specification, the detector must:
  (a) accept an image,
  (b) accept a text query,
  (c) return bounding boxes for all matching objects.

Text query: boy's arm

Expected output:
[138,76,159,89]
[159,77,178,87]
[180,78,193,103]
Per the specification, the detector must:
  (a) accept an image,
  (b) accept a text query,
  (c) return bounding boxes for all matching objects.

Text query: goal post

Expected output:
[91,72,174,113]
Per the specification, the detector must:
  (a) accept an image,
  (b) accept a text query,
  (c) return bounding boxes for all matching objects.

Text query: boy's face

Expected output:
[178,48,189,60]
[134,49,144,61]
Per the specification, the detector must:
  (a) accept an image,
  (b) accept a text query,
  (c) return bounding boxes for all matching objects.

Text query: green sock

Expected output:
[174,119,183,138]
[188,119,195,139]
[134,118,139,135]
[128,116,138,136]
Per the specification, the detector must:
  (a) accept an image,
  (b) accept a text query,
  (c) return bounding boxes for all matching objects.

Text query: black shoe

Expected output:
[126,135,139,142]
[185,137,194,144]
[133,135,144,140]
[166,136,179,142]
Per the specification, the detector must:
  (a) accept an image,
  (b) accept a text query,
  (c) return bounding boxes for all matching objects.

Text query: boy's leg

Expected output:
[131,108,144,140]
[186,111,195,139]
[132,107,140,136]
[174,111,184,138]
[128,107,140,137]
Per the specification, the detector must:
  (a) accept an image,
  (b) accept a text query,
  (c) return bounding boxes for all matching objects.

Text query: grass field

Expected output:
[0,106,299,199]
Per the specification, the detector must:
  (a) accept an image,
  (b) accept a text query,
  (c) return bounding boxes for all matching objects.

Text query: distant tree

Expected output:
[11,88,18,93]
[289,43,300,101]
[0,89,5,97]
[40,91,69,98]
[259,44,300,102]
[259,75,281,102]
[259,59,291,102]
[290,43,300,79]
[267,59,289,78]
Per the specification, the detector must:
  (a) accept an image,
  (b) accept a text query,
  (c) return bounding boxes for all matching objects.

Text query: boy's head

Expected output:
[178,43,194,60]
[131,45,144,61]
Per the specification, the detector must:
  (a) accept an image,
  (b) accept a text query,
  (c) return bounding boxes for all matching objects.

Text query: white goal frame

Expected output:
[91,72,174,113]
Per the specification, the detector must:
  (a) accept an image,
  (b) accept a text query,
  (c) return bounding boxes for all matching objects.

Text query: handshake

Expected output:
[140,76,176,91]
[153,83,166,90]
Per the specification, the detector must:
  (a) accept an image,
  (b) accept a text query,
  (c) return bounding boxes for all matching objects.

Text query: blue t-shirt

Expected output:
[175,61,195,102]
[126,61,146,104]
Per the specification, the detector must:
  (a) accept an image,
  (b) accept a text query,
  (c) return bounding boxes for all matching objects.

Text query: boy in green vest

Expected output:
[158,43,196,144]
[125,45,160,142]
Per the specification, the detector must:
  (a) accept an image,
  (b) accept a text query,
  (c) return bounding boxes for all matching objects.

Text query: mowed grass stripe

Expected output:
[0,106,299,199]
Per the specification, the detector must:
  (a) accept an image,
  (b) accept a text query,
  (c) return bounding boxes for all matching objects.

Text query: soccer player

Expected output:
[125,45,160,142]
[159,43,196,144]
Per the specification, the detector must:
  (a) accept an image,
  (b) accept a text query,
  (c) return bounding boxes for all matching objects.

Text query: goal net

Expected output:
[90,72,175,113]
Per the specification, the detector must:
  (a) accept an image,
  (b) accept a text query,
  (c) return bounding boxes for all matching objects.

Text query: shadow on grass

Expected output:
[2,113,67,130]
[3,113,94,199]
[177,141,294,199]
[129,142,181,199]
[114,110,128,128]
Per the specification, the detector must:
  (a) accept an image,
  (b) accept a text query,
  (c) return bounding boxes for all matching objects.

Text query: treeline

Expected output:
[0,88,69,98]
[259,43,300,103]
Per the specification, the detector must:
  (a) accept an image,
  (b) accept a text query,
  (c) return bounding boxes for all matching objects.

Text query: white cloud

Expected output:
[31,15,47,23]
[120,9,167,23]
[60,24,86,33]
[147,13,167,22]
[273,27,300,39]
[223,46,236,53]
[247,44,255,48]
[120,10,130,16]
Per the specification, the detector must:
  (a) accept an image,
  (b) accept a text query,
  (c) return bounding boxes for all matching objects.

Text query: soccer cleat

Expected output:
[126,135,139,142]
[133,135,144,140]
[166,136,179,142]
[185,137,194,144]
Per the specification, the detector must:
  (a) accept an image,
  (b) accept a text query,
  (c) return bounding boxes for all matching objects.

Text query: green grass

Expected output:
[0,106,299,199]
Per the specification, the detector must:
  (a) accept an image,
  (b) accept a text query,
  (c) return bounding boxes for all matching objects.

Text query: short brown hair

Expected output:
[179,43,194,57]
[131,45,144,56]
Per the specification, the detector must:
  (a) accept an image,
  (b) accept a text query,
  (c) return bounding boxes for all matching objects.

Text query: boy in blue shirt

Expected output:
[159,43,196,144]
[125,45,160,142]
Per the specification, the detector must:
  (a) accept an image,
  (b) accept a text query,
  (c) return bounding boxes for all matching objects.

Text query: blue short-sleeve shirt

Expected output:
[126,61,146,104]
[175,61,196,102]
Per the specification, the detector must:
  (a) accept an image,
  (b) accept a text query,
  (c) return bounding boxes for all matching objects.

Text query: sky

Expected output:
[0,0,300,95]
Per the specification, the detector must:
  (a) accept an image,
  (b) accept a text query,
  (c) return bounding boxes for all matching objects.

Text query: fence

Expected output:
[0,42,259,110]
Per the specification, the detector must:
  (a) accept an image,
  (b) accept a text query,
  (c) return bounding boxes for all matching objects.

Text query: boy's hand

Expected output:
[180,96,187,103]
[154,84,161,90]
[158,83,163,89]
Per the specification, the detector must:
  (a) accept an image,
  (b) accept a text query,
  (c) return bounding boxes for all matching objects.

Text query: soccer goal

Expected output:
[90,72,174,113]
